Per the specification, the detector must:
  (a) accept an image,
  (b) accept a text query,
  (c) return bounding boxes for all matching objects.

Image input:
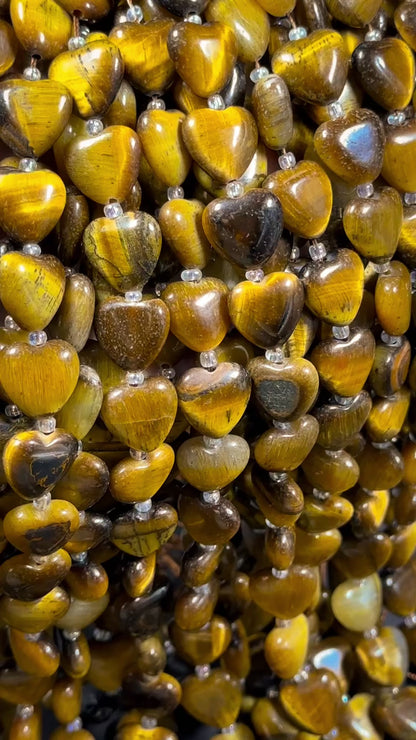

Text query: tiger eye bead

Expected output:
[65,560,108,601]
[51,677,82,724]
[181,543,223,588]
[53,452,109,510]
[374,261,411,336]
[172,616,232,665]
[327,0,382,26]
[10,0,72,59]
[265,525,296,570]
[248,356,319,422]
[110,20,175,96]
[9,704,42,740]
[352,38,415,112]
[343,187,402,263]
[174,579,219,631]
[331,573,382,632]
[264,614,309,679]
[298,494,354,533]
[9,629,60,677]
[110,445,174,504]
[4,499,80,555]
[205,0,270,63]
[158,198,212,269]
[369,337,411,398]
[0,549,71,601]
[0,586,70,632]
[350,488,390,536]
[366,388,411,443]
[252,465,304,528]
[313,392,371,450]
[357,441,404,490]
[302,445,359,494]
[61,630,91,679]
[332,534,392,579]
[254,415,319,472]
[310,327,375,397]
[249,565,320,619]
[252,74,293,151]
[178,489,240,545]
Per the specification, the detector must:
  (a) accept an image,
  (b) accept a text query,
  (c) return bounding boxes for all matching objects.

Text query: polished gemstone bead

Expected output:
[249,565,319,619]
[137,109,192,188]
[178,489,240,545]
[0,586,70,633]
[172,615,231,665]
[311,327,375,397]
[298,493,354,532]
[313,391,371,450]
[111,503,177,557]
[174,579,219,630]
[358,441,404,490]
[181,543,223,588]
[0,549,71,601]
[55,366,103,441]
[302,445,359,494]
[343,186,402,263]
[295,527,341,566]
[279,668,342,735]
[371,685,416,740]
[331,573,382,632]
[301,248,364,326]
[374,261,411,336]
[110,20,176,95]
[111,445,173,506]
[383,119,416,193]
[252,465,304,527]
[9,629,60,677]
[177,435,249,490]
[162,277,230,351]
[10,0,72,59]
[384,558,416,616]
[252,74,293,151]
[205,0,270,63]
[4,498,79,555]
[352,38,415,111]
[264,614,309,679]
[366,389,410,443]
[357,627,409,686]
[181,668,241,728]
[249,356,319,422]
[158,198,211,270]
[254,415,319,472]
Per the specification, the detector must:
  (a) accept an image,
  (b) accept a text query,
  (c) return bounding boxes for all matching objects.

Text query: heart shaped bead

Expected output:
[137,109,192,187]
[176,362,251,437]
[0,340,80,417]
[263,161,333,239]
[3,428,78,500]
[375,261,411,336]
[279,668,342,734]
[53,451,109,510]
[0,168,66,244]
[182,106,258,184]
[0,549,71,601]
[249,565,319,619]
[66,125,141,204]
[314,391,372,450]
[9,627,60,677]
[331,573,382,632]
[352,38,415,111]
[314,109,385,185]
[202,189,283,269]
[302,446,359,495]
[178,489,240,545]
[55,365,103,440]
[0,587,70,633]
[366,388,411,443]
[248,356,319,421]
[49,36,124,119]
[101,377,177,452]
[162,277,230,351]
[172,615,231,665]
[398,205,416,267]
[176,434,250,490]
[48,272,95,352]
[4,499,80,555]
[167,21,237,98]
[333,534,392,579]
[326,0,382,26]
[252,74,293,151]
[395,1,416,51]
[294,527,342,566]
[110,444,175,504]
[301,248,364,326]
[111,503,178,557]
[271,30,349,105]
[383,118,416,194]
[0,253,65,331]
[83,211,161,292]
[311,327,375,396]
[10,0,72,60]
[158,198,211,269]
[251,465,304,527]
[343,186,403,263]
[181,669,241,728]
[264,614,309,679]
[254,415,319,472]
[95,296,170,370]
[0,20,17,78]
[0,79,72,158]
[205,0,269,63]
[371,686,416,738]
[110,19,175,95]
[228,272,304,349]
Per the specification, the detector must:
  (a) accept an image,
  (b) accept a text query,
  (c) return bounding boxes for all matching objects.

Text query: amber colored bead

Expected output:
[398,205,416,268]
[111,501,177,557]
[96,296,170,371]
[333,534,392,579]
[302,445,359,494]
[123,553,156,598]
[183,106,257,184]
[310,327,375,397]
[135,634,166,677]
[177,435,249,491]
[314,109,385,186]
[122,671,182,719]
[51,729,94,740]
[181,543,223,588]
[174,579,219,631]
[0,669,54,705]
[369,337,411,398]
[173,77,207,114]
[252,74,293,151]
[254,415,319,472]
[357,627,409,687]
[249,356,319,422]
[65,560,108,601]
[264,614,309,679]
[371,685,416,740]
[205,0,269,63]
[327,0,382,26]
[110,20,175,95]
[162,277,230,351]
[395,1,416,50]
[158,198,211,270]
[271,30,348,106]
[336,692,382,740]
[137,109,191,188]
[351,487,390,537]
[181,668,241,728]
[48,273,95,353]
[251,695,298,738]
[314,392,371,450]
[0,586,69,632]
[61,630,91,679]
[221,619,250,680]
[55,365,103,441]
[302,248,364,327]
[285,310,318,359]
[229,272,304,349]
[56,589,110,631]
[172,616,231,665]
[352,38,415,111]
[343,187,402,263]
[0,20,17,76]
[3,428,78,501]
[86,635,136,691]
[178,489,240,545]
[295,527,341,566]
[103,78,136,129]
[298,494,354,532]
[252,466,304,528]
[279,668,342,735]
[9,704,42,740]
[4,498,79,555]
[167,21,237,98]
[384,558,416,616]
[375,261,411,336]
[358,441,404,491]
[51,677,82,724]
[382,118,416,193]
[249,565,319,619]
[53,451,108,511]
[211,725,253,740]
[395,484,416,525]
[331,572,382,632]
[9,628,60,677]
[49,37,123,119]
[388,522,416,569]
[265,525,295,569]
[0,548,71,601]
[56,188,90,266]
[116,726,177,740]
[110,445,174,504]
[366,389,410,443]
[101,377,177,452]
[10,0,72,59]
[264,160,332,239]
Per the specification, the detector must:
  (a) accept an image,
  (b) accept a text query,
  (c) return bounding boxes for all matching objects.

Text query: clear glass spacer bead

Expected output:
[207,94,225,110]
[265,347,285,364]
[200,350,218,370]
[22,243,41,255]
[66,717,83,732]
[272,567,289,579]
[309,241,327,261]
[371,260,390,273]
[80,25,90,38]
[278,151,296,170]
[249,65,269,83]
[35,416,56,434]
[185,12,202,23]
[134,499,152,516]
[226,180,244,198]
[141,717,158,729]
[312,488,330,501]
[161,364,176,380]
[269,471,287,482]
[68,36,86,50]
[381,331,402,346]
[202,490,221,504]
[5,404,22,418]
[332,325,350,340]
[245,268,264,283]
[15,705,34,720]
[4,315,20,330]
[147,97,166,110]
[195,664,211,678]
[19,158,37,172]
[222,726,237,735]
[126,371,145,386]
[290,246,300,261]
[62,630,81,641]
[356,182,374,198]
[387,110,406,126]
[104,200,123,219]
[203,436,222,449]
[0,241,9,257]
[328,101,344,120]
[29,330,47,346]
[365,28,383,41]
[181,268,202,282]
[288,26,307,40]
[404,192,416,206]
[333,394,354,407]
[126,4,143,21]
[130,448,147,460]
[33,491,51,511]
[23,66,41,81]
[86,118,104,136]
[167,185,184,200]
[125,290,142,302]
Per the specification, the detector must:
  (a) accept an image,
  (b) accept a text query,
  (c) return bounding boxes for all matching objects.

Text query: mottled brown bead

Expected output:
[174,579,219,631]
[254,415,319,472]
[357,441,404,490]
[249,355,319,422]
[172,616,231,665]
[352,38,415,111]
[369,337,411,398]
[310,327,375,397]
[252,466,304,528]
[249,565,320,619]
[298,494,354,533]
[178,489,240,545]
[4,499,80,556]
[252,74,293,151]
[0,549,71,601]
